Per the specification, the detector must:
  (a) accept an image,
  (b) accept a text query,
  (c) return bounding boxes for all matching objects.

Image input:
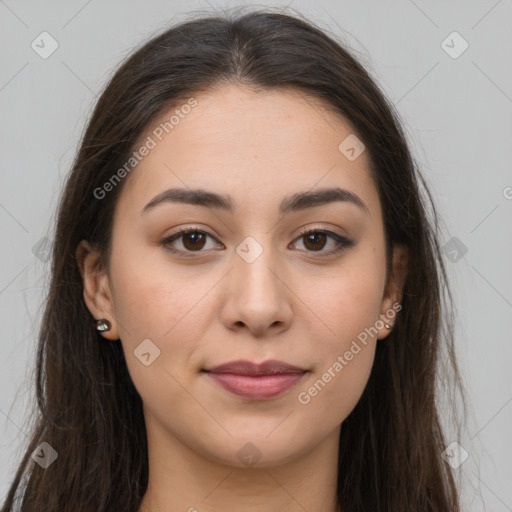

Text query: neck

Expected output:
[138,415,341,512]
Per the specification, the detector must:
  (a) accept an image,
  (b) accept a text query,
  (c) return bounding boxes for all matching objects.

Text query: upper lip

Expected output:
[204,359,306,376]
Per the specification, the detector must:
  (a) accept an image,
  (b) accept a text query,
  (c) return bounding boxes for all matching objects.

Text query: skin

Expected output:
[76,84,408,512]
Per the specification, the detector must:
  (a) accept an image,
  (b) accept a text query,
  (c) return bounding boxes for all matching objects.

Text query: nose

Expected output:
[220,241,293,338]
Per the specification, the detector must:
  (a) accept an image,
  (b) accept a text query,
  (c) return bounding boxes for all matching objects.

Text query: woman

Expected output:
[1,7,467,511]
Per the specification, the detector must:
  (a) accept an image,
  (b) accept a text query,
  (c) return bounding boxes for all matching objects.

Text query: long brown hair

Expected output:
[1,6,468,511]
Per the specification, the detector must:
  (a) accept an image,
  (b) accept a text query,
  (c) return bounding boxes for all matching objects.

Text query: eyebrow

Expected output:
[141,186,370,217]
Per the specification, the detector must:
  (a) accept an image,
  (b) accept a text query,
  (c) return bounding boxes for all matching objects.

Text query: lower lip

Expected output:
[204,372,306,400]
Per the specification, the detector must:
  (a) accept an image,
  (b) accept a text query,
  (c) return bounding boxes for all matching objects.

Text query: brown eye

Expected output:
[161,228,221,256]
[292,229,353,256]
[161,227,353,258]
[181,231,207,251]
[302,231,328,251]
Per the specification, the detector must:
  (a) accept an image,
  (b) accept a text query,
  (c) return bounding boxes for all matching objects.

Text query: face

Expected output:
[78,84,408,469]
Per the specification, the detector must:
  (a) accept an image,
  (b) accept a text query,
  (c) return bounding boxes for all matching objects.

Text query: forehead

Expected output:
[117,84,380,221]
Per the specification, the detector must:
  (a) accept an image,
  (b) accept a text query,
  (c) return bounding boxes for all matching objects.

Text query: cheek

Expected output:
[295,275,380,421]
[109,240,202,340]
[306,259,385,352]
[294,253,384,412]
[108,242,216,389]
[301,346,376,427]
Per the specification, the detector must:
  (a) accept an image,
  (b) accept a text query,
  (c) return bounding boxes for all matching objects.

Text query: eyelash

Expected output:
[160,225,354,258]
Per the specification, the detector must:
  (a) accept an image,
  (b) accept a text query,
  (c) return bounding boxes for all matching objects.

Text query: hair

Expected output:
[2,6,468,511]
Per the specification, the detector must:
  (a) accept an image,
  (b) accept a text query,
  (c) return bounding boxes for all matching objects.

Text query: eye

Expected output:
[161,226,353,257]
[291,228,354,256]
[161,227,222,256]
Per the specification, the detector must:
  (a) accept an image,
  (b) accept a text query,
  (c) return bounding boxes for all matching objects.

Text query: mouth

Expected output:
[202,359,308,400]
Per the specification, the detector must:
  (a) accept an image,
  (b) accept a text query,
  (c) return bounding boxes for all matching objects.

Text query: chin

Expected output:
[194,429,313,469]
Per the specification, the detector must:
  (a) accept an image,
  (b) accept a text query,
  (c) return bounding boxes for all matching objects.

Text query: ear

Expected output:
[377,243,408,340]
[75,240,119,340]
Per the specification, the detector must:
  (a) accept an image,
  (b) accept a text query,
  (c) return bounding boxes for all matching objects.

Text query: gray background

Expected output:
[1,0,511,509]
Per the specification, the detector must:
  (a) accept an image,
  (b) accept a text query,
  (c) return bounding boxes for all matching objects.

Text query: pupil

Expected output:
[184,232,205,250]
[306,232,325,251]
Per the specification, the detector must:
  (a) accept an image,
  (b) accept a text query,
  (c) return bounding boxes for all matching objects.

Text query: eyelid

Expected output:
[294,225,346,240]
[165,224,215,238]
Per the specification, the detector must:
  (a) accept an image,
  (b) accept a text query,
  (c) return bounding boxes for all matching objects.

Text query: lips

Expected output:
[203,359,307,400]
[205,359,305,376]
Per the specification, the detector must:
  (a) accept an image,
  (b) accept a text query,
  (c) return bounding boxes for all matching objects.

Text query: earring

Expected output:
[96,319,111,332]
[384,305,401,331]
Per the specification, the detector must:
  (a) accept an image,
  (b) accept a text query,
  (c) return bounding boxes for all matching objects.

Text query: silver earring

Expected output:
[96,319,111,332]
[385,323,391,329]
